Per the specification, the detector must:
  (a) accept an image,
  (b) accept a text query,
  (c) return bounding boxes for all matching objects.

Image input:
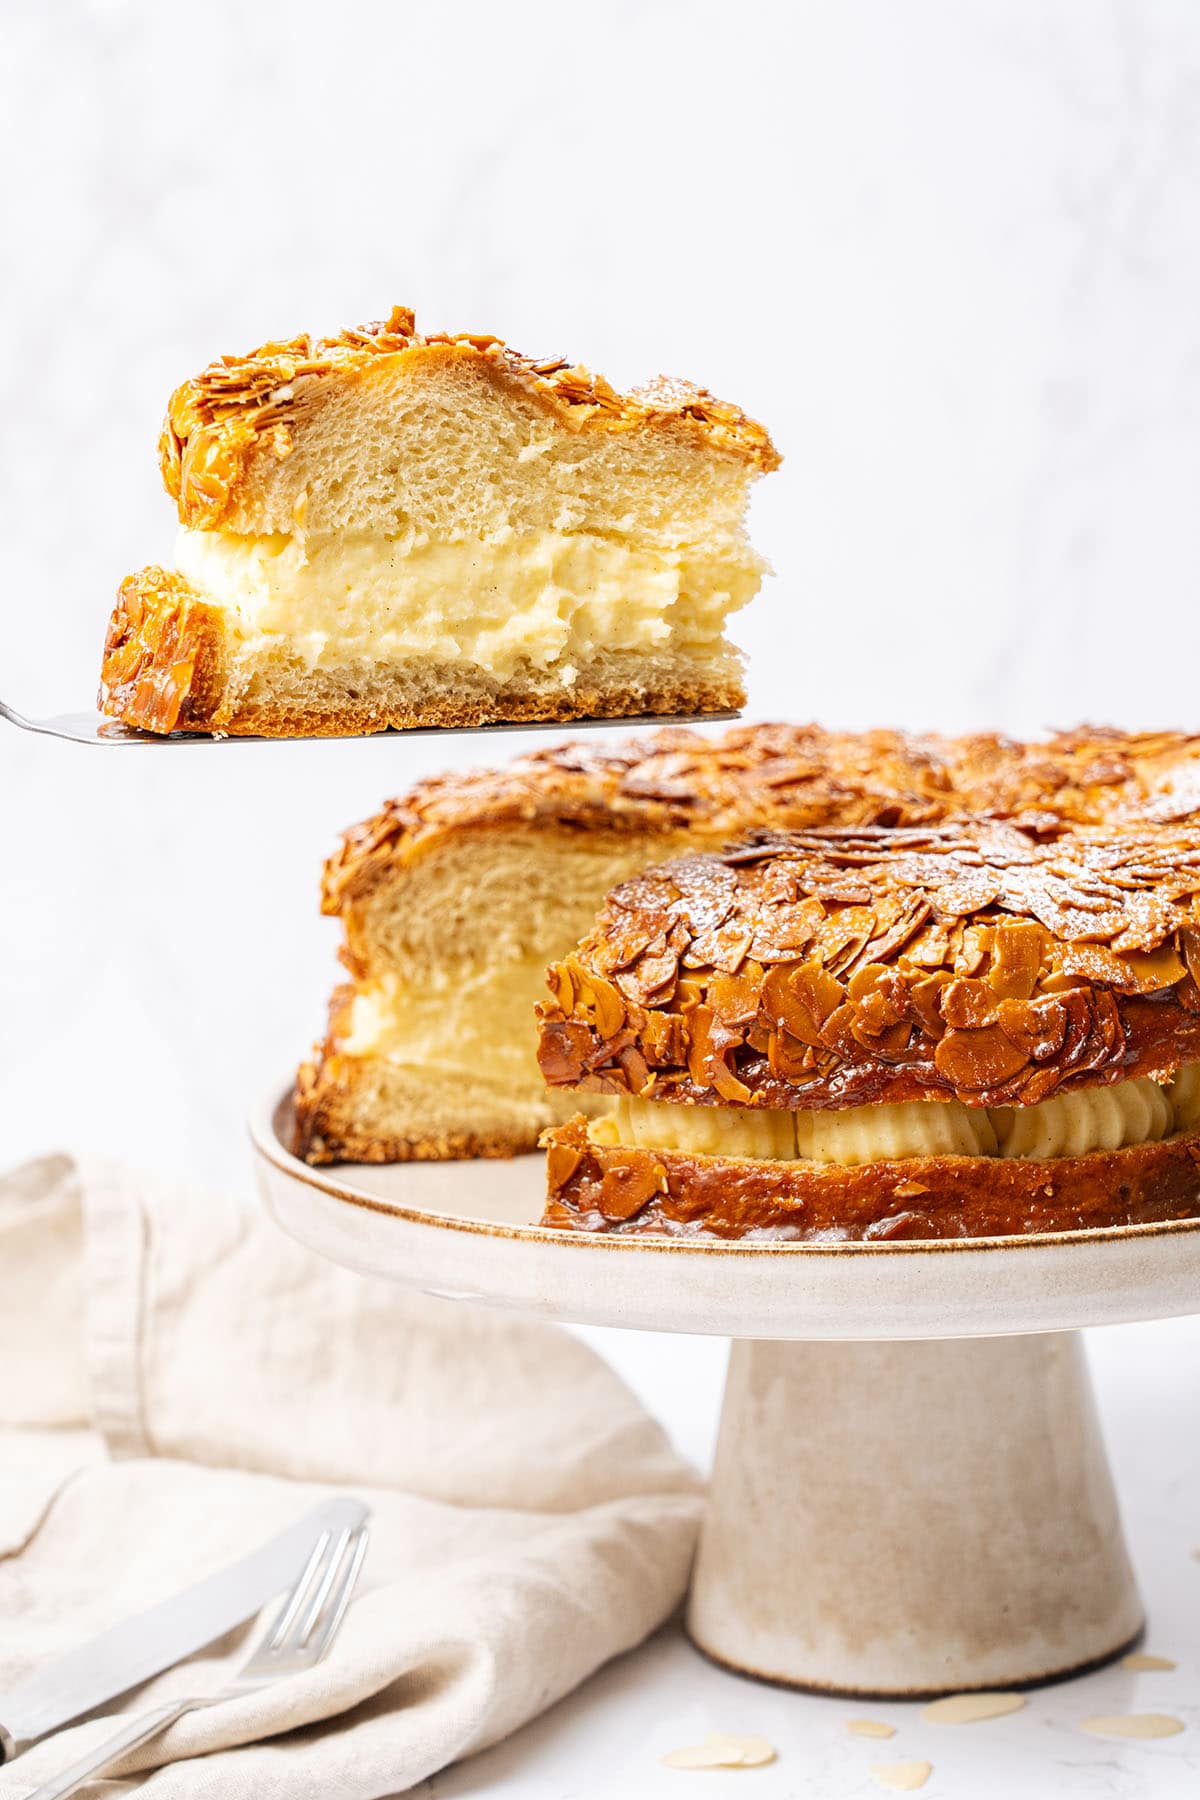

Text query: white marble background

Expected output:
[2,4,1200,1795]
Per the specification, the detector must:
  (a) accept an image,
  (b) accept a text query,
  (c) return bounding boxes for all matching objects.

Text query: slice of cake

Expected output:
[100,306,779,735]
[292,723,1200,1164]
[537,822,1200,1238]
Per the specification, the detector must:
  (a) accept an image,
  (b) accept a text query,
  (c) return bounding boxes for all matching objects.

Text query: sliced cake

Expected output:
[100,306,779,735]
[292,723,1200,1163]
[538,821,1200,1238]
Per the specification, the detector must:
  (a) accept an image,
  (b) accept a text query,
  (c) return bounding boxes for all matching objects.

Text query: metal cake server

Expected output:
[0,1495,369,1762]
[0,696,738,746]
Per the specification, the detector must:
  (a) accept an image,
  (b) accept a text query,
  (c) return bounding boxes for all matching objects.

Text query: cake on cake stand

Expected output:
[253,1085,1200,1699]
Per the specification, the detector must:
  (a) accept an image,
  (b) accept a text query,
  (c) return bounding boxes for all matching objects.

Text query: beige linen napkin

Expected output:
[0,1156,701,1798]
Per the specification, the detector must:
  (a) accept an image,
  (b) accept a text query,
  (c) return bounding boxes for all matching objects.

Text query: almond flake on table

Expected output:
[1079,1713,1185,1740]
[1121,1653,1177,1672]
[921,1691,1025,1724]
[870,1761,932,1792]
[662,1732,777,1769]
[846,1718,897,1739]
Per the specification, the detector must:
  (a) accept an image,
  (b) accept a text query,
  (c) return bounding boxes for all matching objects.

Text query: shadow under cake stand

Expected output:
[253,1086,1200,1698]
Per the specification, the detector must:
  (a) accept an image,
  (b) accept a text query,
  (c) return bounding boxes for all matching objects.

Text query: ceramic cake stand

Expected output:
[253,1085,1200,1698]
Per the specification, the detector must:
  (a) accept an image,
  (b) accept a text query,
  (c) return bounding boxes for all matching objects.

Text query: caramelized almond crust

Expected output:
[320,724,1200,914]
[159,304,780,529]
[99,567,229,733]
[541,1115,1200,1239]
[536,823,1200,1112]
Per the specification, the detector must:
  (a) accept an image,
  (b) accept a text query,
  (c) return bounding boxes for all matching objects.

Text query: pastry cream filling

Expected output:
[175,526,762,680]
[589,1070,1193,1163]
[340,961,551,1090]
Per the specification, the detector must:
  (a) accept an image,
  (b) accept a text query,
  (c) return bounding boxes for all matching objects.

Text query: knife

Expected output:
[0,1495,369,1761]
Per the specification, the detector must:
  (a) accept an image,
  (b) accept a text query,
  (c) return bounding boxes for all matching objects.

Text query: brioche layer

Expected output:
[542,1113,1200,1240]
[173,525,761,680]
[159,306,780,537]
[294,827,682,1162]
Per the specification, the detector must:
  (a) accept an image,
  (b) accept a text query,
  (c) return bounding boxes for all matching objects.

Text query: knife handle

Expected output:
[26,1698,195,1800]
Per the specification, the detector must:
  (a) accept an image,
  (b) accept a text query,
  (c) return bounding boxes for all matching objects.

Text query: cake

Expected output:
[292,722,1200,1164]
[99,306,779,736]
[537,822,1200,1238]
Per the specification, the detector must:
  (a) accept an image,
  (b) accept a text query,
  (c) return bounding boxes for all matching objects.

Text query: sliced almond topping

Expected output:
[921,1691,1025,1724]
[1122,1653,1177,1672]
[1080,1713,1185,1740]
[662,1732,777,1769]
[847,1718,897,1739]
[663,1743,733,1769]
[871,1761,932,1792]
[707,1734,776,1767]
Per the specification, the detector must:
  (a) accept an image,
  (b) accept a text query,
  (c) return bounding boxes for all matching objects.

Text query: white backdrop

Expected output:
[3,0,1200,1459]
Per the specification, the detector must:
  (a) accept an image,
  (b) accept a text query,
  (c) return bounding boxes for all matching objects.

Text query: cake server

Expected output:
[0,697,739,745]
[0,1495,369,1762]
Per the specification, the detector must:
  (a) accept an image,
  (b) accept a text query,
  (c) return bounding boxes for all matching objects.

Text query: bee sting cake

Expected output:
[292,723,1200,1166]
[100,306,778,736]
[537,821,1200,1238]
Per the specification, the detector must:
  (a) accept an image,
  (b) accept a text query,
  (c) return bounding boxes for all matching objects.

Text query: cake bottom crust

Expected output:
[100,567,744,736]
[293,990,569,1163]
[541,1115,1200,1240]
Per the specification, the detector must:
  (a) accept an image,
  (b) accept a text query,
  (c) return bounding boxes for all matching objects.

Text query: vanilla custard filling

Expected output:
[175,526,763,679]
[589,1069,1197,1163]
[340,961,552,1091]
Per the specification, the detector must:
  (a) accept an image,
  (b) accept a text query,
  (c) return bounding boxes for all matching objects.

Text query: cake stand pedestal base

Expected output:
[687,1330,1143,1696]
[256,1101,1200,1696]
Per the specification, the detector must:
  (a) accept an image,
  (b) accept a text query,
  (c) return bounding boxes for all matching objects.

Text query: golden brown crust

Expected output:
[536,822,1200,1111]
[541,1114,1200,1239]
[322,723,1200,912]
[98,567,229,732]
[159,304,781,528]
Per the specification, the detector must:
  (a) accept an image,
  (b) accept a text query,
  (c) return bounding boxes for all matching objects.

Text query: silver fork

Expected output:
[28,1515,370,1799]
[0,695,739,746]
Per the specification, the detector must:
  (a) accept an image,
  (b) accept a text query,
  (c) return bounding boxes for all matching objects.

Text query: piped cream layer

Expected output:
[590,1072,1191,1163]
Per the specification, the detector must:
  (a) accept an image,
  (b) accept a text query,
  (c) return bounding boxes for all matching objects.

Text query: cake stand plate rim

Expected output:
[253,1082,1200,1340]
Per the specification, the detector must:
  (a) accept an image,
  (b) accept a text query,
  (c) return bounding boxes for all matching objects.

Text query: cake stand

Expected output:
[252,1085,1200,1699]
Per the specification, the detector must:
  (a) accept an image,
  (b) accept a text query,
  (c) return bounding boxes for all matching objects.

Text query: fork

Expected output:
[0,695,739,746]
[28,1513,370,1799]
